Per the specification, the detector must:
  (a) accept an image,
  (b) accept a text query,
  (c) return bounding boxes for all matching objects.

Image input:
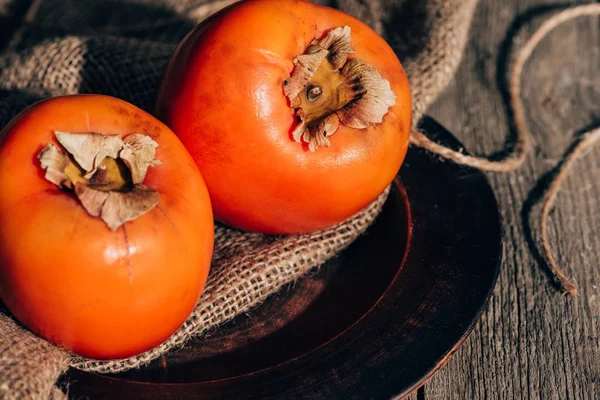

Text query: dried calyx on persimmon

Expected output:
[38,132,161,231]
[283,26,396,151]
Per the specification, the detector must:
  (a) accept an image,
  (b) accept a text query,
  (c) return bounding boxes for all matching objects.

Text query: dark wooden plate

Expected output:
[62,117,502,400]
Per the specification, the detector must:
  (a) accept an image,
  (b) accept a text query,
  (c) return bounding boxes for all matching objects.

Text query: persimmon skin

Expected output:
[0,95,214,359]
[156,0,412,234]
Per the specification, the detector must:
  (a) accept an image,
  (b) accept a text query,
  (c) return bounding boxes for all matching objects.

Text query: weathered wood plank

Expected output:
[423,0,600,398]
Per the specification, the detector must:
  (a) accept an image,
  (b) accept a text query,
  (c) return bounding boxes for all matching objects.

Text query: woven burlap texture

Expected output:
[0,0,478,398]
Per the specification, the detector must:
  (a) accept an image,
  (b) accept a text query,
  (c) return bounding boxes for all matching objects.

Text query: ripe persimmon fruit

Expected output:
[0,95,214,359]
[157,0,412,234]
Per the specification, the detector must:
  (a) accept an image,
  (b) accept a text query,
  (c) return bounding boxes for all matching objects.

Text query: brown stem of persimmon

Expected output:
[38,132,161,231]
[283,26,396,152]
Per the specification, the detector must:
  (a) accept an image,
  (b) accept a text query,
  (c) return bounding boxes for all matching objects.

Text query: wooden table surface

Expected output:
[421,0,600,398]
[0,0,598,399]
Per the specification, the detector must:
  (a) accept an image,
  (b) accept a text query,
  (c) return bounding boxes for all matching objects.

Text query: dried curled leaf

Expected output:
[75,183,159,231]
[38,144,72,188]
[284,49,329,101]
[304,128,329,152]
[291,119,306,142]
[313,26,354,69]
[302,114,341,152]
[55,132,123,178]
[38,132,161,231]
[337,59,396,129]
[319,113,340,138]
[120,134,162,184]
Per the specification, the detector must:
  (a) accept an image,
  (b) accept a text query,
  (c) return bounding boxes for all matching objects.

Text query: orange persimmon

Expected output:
[157,0,411,234]
[0,95,214,359]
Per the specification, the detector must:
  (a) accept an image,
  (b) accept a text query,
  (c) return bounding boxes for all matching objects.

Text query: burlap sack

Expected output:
[0,0,478,398]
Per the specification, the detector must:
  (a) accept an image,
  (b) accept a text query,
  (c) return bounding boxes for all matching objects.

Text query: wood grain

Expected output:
[424,0,600,398]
